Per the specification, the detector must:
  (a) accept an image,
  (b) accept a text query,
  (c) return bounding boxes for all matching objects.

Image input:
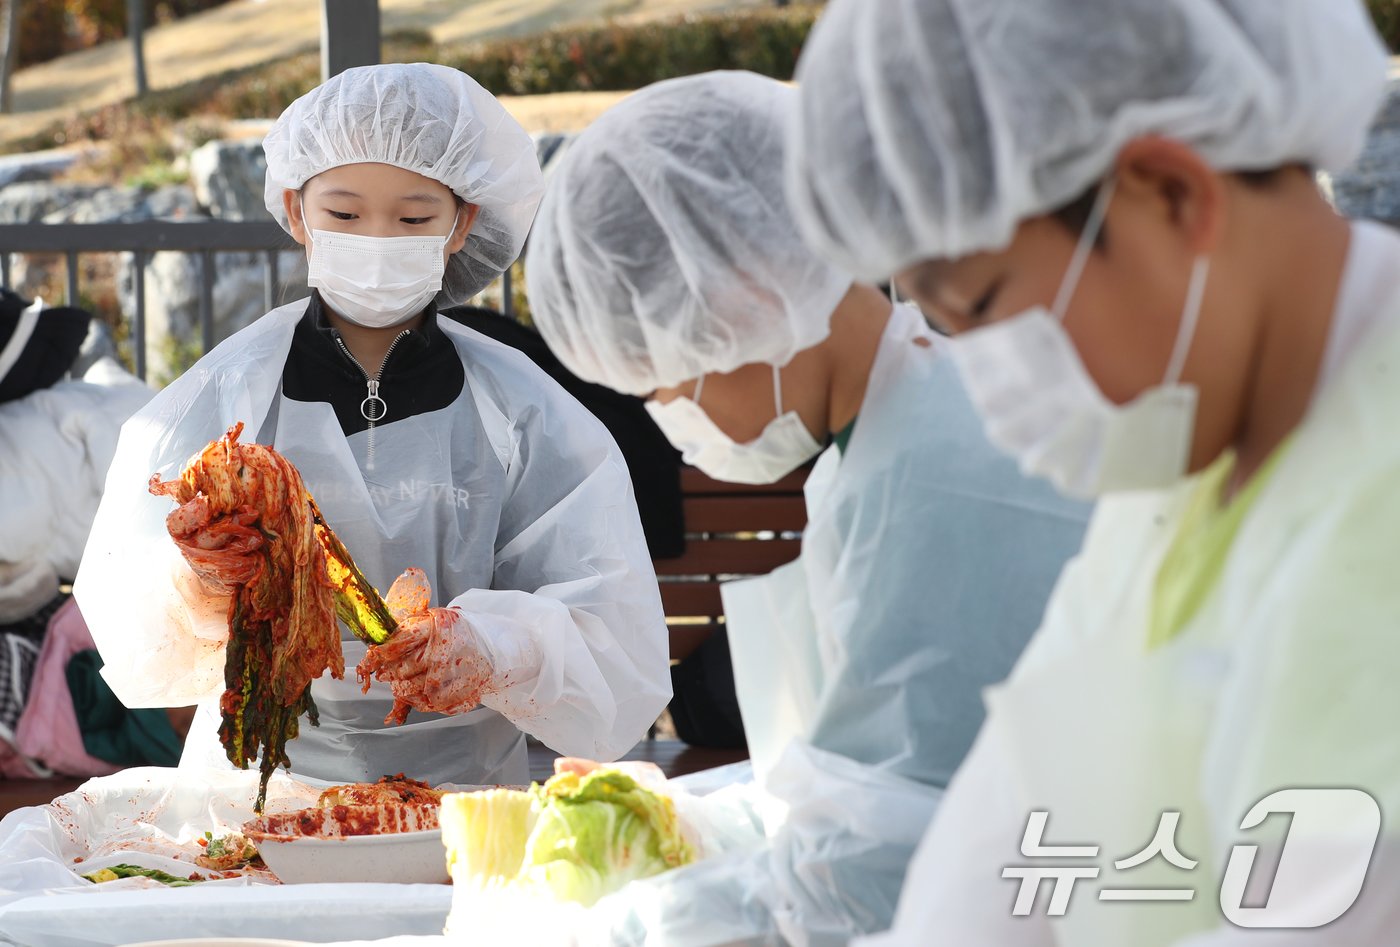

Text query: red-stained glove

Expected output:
[164,495,264,596]
[356,568,497,725]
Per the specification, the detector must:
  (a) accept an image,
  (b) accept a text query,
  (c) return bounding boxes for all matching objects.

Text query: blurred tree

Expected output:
[129,0,147,96]
[0,0,16,113]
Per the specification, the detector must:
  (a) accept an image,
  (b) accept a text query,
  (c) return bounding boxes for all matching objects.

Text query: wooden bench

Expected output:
[657,466,809,661]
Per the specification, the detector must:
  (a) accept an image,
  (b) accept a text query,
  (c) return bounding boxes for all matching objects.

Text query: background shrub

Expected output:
[440,9,820,96]
[13,7,824,153]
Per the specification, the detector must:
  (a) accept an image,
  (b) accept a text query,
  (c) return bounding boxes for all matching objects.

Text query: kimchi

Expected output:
[151,423,397,811]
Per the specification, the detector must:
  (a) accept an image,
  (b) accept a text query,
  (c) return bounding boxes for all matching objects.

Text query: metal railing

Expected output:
[0,220,514,381]
[0,221,286,380]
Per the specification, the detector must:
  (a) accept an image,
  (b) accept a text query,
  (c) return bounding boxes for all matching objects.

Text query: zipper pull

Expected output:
[361,378,386,423]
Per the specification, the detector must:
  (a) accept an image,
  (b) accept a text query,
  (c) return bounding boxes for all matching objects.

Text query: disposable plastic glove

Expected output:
[356,567,497,724]
[160,493,264,596]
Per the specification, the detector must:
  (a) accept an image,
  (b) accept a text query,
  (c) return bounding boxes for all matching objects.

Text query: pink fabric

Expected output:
[0,734,43,778]
[14,599,121,778]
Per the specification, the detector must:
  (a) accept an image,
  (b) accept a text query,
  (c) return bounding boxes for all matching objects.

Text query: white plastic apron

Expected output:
[983,502,1223,946]
[720,445,841,783]
[181,385,529,787]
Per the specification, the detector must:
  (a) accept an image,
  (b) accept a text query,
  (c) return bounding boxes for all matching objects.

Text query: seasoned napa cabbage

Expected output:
[441,768,693,907]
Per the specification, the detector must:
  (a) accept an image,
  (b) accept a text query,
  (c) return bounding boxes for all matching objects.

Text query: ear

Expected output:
[283,189,309,248]
[1112,137,1227,256]
[446,202,482,256]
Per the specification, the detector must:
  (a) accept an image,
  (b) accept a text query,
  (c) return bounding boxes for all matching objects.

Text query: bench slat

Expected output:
[683,497,807,534]
[659,582,726,617]
[654,538,801,576]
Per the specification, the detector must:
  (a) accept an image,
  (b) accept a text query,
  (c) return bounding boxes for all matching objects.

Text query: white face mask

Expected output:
[947,179,1208,500]
[646,365,823,485]
[305,213,457,328]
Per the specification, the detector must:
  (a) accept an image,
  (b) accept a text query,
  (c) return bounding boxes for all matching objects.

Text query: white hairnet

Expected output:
[263,62,544,303]
[785,0,1389,281]
[525,71,852,396]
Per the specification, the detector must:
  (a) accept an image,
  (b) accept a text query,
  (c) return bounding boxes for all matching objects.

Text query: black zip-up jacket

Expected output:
[281,291,464,437]
[281,293,685,558]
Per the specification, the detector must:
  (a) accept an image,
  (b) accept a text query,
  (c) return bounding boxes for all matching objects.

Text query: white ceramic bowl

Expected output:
[249,828,448,885]
[242,804,447,885]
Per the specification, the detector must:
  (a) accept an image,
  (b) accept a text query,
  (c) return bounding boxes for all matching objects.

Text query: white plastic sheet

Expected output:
[0,762,774,947]
[0,768,452,947]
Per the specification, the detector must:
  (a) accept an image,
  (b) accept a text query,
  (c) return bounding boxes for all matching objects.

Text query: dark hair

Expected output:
[1050,166,1303,240]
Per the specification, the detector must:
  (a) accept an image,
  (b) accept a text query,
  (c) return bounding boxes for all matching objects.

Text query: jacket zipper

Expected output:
[334,329,410,470]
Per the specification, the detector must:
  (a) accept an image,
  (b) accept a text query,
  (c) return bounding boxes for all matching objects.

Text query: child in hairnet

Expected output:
[75,63,670,787]
[523,70,1089,946]
[789,1,1400,945]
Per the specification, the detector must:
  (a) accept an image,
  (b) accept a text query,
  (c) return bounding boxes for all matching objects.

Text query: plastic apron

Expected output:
[182,370,528,786]
[871,445,1300,947]
[83,298,670,788]
[721,446,839,782]
[988,490,1219,947]
[724,304,1089,787]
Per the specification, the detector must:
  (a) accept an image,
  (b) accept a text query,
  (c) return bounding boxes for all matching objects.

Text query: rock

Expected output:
[42,184,200,224]
[0,181,105,224]
[0,149,85,189]
[118,248,309,383]
[1327,78,1400,223]
[189,139,272,221]
[141,186,203,221]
